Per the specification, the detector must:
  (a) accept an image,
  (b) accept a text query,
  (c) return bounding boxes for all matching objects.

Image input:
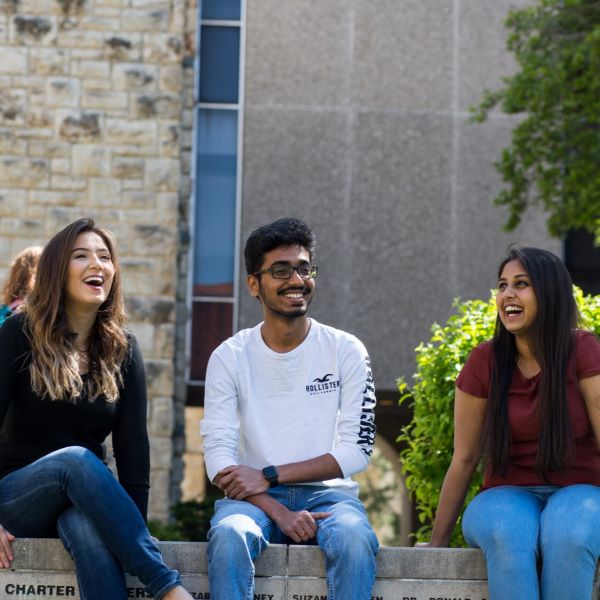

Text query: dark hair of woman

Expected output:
[484,246,578,480]
[24,218,128,402]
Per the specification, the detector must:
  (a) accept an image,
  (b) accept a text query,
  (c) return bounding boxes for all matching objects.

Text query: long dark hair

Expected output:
[24,218,128,402]
[484,246,578,480]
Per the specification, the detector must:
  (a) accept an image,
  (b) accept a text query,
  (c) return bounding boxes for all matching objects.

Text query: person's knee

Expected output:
[323,510,378,563]
[208,513,265,560]
[49,446,101,475]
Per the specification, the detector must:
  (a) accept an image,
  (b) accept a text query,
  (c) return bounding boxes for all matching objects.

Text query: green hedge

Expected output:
[398,288,600,547]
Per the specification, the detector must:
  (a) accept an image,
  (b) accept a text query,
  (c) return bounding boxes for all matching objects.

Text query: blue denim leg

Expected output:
[539,484,600,600]
[57,506,127,600]
[207,498,273,600]
[462,486,543,600]
[0,446,181,600]
[298,487,378,600]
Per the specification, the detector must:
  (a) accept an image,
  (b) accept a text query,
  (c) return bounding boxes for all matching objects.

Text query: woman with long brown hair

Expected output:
[421,246,600,600]
[0,245,42,325]
[0,218,192,600]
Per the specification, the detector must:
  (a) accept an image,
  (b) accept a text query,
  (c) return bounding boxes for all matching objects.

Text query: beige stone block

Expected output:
[57,110,102,142]
[0,157,49,188]
[0,47,26,73]
[82,78,112,92]
[56,28,104,48]
[72,144,110,177]
[50,175,87,191]
[45,77,80,107]
[96,0,128,7]
[11,0,57,13]
[121,9,169,32]
[69,47,103,61]
[159,123,179,158]
[131,0,170,8]
[15,127,53,141]
[144,158,179,191]
[143,33,183,63]
[0,188,27,217]
[72,60,110,79]
[29,190,84,206]
[155,323,174,356]
[150,435,173,471]
[28,141,70,158]
[112,156,144,179]
[0,130,26,155]
[0,16,7,43]
[133,93,181,119]
[155,193,178,218]
[122,191,156,208]
[121,256,157,295]
[128,321,154,354]
[103,32,143,62]
[149,396,174,437]
[81,89,128,110]
[169,0,185,33]
[10,14,57,44]
[122,178,142,190]
[111,144,156,157]
[89,177,121,205]
[148,468,170,522]
[0,90,27,127]
[159,64,182,94]
[105,118,157,145]
[51,158,70,175]
[112,62,157,91]
[144,358,174,396]
[30,47,68,75]
[78,15,120,31]
[0,217,44,236]
[26,107,53,129]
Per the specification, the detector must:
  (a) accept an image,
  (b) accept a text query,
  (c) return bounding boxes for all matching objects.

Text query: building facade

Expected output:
[0,0,564,527]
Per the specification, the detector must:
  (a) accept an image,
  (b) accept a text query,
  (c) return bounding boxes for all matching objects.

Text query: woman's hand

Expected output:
[0,524,15,568]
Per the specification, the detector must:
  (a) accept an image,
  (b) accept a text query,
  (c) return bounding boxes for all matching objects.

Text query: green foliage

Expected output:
[148,497,217,542]
[472,0,600,241]
[398,288,600,547]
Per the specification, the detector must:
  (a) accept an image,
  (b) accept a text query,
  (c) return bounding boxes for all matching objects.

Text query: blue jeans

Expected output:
[0,446,181,600]
[462,484,600,600]
[207,485,378,600]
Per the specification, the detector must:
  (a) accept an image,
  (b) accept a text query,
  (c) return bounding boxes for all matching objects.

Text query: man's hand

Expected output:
[0,525,15,569]
[216,465,269,500]
[271,507,331,544]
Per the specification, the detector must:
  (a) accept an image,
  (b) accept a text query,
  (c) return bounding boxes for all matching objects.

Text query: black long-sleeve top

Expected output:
[0,313,150,520]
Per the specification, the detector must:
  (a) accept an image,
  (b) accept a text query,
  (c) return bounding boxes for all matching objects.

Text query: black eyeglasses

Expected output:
[253,264,319,280]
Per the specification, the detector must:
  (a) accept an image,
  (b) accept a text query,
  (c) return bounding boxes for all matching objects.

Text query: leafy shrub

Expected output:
[148,497,218,542]
[398,288,600,547]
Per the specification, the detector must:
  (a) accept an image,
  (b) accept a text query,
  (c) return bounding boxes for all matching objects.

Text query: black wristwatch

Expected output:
[262,465,279,487]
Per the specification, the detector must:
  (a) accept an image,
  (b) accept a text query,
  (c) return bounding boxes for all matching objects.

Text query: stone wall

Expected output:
[0,0,197,521]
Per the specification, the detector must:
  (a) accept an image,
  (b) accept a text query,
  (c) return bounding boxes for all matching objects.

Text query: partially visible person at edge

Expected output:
[0,218,193,600]
[420,246,600,600]
[0,246,42,326]
[201,217,379,600]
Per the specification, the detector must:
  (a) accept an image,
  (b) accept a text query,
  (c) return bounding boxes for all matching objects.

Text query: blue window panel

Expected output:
[202,0,241,21]
[194,109,238,296]
[199,26,240,103]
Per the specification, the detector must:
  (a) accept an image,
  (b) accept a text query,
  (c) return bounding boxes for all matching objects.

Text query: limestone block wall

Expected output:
[0,0,197,521]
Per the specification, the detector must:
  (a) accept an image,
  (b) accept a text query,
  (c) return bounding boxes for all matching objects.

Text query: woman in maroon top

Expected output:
[422,246,600,600]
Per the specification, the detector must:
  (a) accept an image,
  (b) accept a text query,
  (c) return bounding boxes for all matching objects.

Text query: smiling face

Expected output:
[247,244,315,320]
[64,231,115,313]
[496,259,538,338]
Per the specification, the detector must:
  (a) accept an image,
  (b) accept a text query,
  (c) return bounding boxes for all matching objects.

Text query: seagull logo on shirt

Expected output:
[313,374,334,383]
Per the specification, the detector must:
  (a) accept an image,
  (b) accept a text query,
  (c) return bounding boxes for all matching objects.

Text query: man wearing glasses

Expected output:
[201,217,378,599]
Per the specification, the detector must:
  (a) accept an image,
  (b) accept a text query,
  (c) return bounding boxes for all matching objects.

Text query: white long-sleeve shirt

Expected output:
[200,319,376,494]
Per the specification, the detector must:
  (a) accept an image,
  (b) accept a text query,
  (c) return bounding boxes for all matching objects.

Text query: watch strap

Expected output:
[262,465,279,488]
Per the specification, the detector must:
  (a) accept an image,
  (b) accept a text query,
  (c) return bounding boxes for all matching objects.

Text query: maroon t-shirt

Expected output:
[456,330,600,488]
